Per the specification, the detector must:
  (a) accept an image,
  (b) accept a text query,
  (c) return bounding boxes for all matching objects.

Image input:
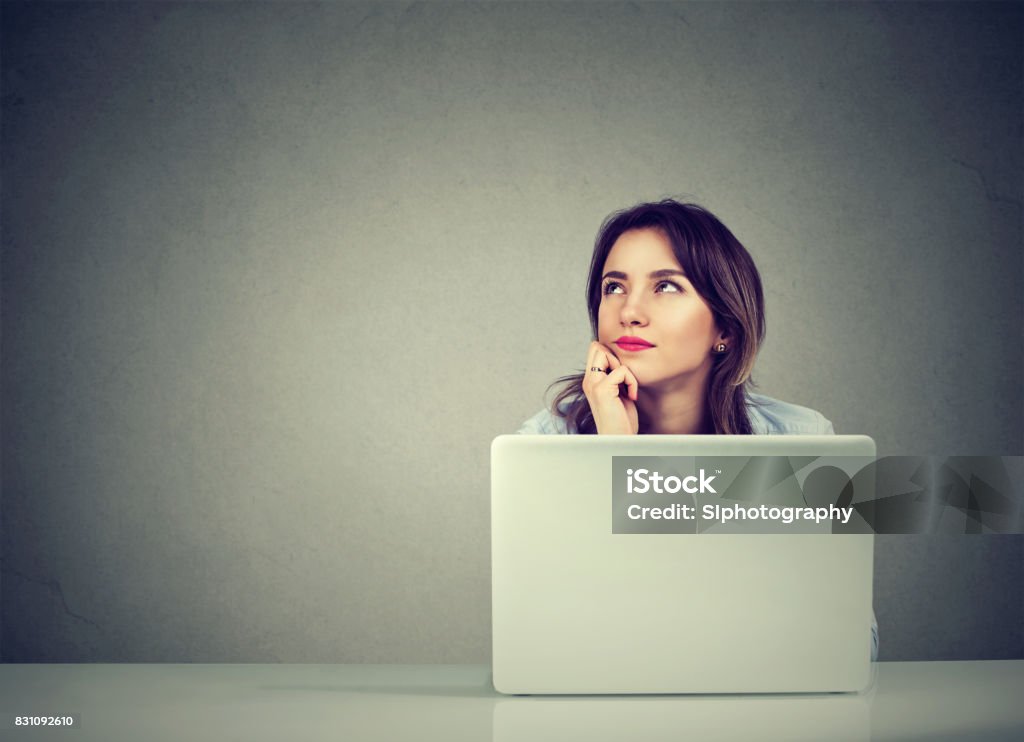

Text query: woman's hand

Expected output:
[582,341,639,435]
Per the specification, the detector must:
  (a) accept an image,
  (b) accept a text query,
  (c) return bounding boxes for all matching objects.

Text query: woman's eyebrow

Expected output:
[601,268,687,280]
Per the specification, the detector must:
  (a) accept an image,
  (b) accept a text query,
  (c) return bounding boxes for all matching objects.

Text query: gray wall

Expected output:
[2,1,1021,662]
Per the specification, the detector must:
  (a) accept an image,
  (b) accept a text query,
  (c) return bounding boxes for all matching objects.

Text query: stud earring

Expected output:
[715,343,727,353]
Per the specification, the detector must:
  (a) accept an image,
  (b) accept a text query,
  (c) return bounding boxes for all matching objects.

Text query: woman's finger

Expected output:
[587,341,611,372]
[599,365,631,392]
[599,343,621,370]
[594,344,637,402]
[585,344,611,389]
[621,364,639,401]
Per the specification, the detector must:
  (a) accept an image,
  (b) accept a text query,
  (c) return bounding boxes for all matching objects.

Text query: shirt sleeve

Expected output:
[516,415,544,434]
[517,408,563,434]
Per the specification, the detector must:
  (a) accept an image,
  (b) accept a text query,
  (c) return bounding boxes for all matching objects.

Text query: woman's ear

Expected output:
[713,329,730,354]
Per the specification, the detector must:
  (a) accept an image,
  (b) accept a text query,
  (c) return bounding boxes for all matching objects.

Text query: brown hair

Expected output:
[549,200,765,434]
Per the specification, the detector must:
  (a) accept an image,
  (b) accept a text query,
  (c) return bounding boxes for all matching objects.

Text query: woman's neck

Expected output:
[636,376,713,435]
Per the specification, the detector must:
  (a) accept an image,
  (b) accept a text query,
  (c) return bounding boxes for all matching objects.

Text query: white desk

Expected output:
[0,661,1021,741]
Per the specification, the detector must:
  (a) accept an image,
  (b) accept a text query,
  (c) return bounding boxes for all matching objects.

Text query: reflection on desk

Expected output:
[0,661,1020,742]
[495,690,871,741]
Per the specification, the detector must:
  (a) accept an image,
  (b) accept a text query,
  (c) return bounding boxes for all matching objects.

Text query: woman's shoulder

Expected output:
[745,392,835,435]
[516,405,572,435]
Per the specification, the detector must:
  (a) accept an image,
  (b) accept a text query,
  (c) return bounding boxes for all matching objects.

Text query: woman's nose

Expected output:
[620,296,648,326]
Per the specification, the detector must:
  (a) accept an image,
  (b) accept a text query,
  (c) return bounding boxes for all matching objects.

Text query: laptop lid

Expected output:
[491,434,876,695]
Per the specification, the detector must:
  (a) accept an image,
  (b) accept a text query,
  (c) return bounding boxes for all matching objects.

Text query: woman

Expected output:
[519,199,834,436]
[517,199,878,661]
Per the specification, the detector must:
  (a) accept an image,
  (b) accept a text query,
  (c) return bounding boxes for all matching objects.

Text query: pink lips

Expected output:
[614,335,654,352]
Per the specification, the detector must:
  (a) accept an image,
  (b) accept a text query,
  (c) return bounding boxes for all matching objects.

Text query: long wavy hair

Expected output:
[549,200,766,434]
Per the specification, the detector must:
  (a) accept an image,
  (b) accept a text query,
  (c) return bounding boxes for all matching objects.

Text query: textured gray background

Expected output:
[2,1,1021,662]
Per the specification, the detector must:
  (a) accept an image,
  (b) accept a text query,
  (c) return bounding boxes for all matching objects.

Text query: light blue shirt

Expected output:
[516,391,879,661]
[517,391,835,435]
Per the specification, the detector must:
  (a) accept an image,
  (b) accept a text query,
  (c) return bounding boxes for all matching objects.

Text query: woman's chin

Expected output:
[637,370,704,393]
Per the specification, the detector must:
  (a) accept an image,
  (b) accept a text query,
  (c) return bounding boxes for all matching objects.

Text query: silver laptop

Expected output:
[491,434,876,695]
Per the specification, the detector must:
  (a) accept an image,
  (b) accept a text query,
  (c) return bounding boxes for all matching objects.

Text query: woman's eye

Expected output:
[655,280,682,293]
[602,282,624,295]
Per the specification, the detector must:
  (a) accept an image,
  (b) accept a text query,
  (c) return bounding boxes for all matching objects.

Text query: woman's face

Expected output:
[597,228,723,389]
